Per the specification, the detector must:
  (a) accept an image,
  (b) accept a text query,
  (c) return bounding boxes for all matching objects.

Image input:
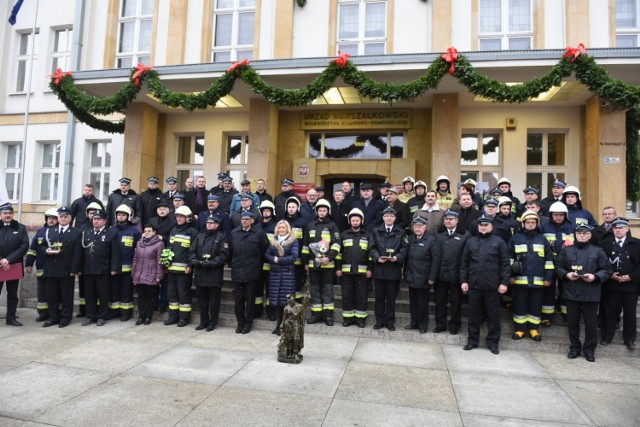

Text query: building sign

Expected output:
[299,164,310,178]
[301,109,411,130]
[603,157,620,164]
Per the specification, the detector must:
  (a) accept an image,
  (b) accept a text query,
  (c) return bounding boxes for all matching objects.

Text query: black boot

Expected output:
[6,314,22,327]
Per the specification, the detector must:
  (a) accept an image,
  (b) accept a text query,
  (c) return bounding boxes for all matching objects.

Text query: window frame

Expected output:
[212,0,256,62]
[115,0,153,69]
[526,130,568,197]
[87,140,113,203]
[616,0,640,47]
[307,131,405,160]
[336,0,388,56]
[14,30,40,93]
[478,0,533,51]
[50,27,73,75]
[460,131,503,191]
[38,141,61,202]
[176,135,206,188]
[2,143,23,201]
[224,134,249,185]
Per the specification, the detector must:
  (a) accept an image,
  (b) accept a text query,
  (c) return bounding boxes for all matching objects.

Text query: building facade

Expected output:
[1,0,639,224]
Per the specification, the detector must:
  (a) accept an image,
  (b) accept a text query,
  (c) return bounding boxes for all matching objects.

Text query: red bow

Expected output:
[228,58,250,73]
[50,68,72,85]
[563,43,588,62]
[441,47,459,75]
[132,63,153,87]
[333,51,350,68]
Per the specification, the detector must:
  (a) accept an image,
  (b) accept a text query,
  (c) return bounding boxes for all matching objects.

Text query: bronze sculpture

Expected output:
[277,284,311,364]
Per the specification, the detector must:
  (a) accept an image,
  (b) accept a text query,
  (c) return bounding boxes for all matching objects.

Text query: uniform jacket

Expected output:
[406,195,425,217]
[330,199,352,232]
[148,214,176,243]
[301,218,341,269]
[274,190,300,220]
[456,205,481,233]
[436,228,468,283]
[70,195,104,229]
[265,234,299,305]
[436,190,454,210]
[139,188,163,225]
[460,232,510,291]
[106,189,141,225]
[42,226,82,277]
[113,222,142,273]
[80,226,120,275]
[0,220,29,264]
[565,202,597,228]
[284,212,307,265]
[600,234,640,293]
[336,228,372,275]
[230,208,262,230]
[197,208,231,235]
[26,226,51,276]
[229,225,269,282]
[188,229,229,287]
[369,224,408,280]
[508,229,554,287]
[230,191,260,214]
[540,219,575,260]
[386,200,409,230]
[350,197,384,231]
[404,232,441,289]
[131,235,165,285]
[556,242,612,302]
[167,223,199,273]
[493,212,519,243]
[217,189,237,213]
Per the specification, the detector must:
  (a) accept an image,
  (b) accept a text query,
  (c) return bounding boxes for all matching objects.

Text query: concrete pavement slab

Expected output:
[557,380,640,427]
[450,371,592,424]
[323,399,463,426]
[531,351,640,385]
[34,375,216,427]
[335,361,458,411]
[295,333,359,360]
[225,352,348,398]
[460,413,594,426]
[0,416,55,427]
[109,321,200,345]
[127,344,254,385]
[177,386,330,427]
[36,336,172,373]
[351,338,447,370]
[0,362,111,420]
[443,345,550,378]
[186,327,279,352]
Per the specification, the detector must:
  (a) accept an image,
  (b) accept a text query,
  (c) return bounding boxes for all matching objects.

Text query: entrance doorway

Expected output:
[324,177,386,199]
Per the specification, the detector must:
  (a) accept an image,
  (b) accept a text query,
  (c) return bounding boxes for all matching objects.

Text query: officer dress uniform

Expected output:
[336,223,372,327]
[165,221,199,326]
[0,211,29,325]
[188,218,229,331]
[25,220,55,321]
[111,220,141,321]
[80,218,120,324]
[509,215,554,340]
[43,213,82,327]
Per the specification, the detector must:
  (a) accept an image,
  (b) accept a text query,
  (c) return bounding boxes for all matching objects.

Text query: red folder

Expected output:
[0,263,24,281]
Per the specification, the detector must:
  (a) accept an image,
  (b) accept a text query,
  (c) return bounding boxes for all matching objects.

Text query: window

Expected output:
[176,135,205,188]
[224,135,249,184]
[212,0,255,62]
[337,0,386,56]
[308,132,404,159]
[526,132,567,197]
[460,132,501,192]
[51,28,73,74]
[479,0,532,50]
[15,30,40,92]
[616,0,640,47]
[88,141,112,202]
[39,142,61,201]
[3,143,22,200]
[116,0,153,68]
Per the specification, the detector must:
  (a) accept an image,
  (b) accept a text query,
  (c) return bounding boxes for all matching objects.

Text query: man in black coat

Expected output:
[139,176,164,225]
[461,216,510,354]
[599,218,639,350]
[229,211,269,334]
[42,206,83,328]
[162,176,180,207]
[0,205,29,326]
[274,178,300,220]
[455,193,481,233]
[106,177,142,226]
[331,190,351,232]
[351,183,384,231]
[70,184,104,229]
[185,176,210,216]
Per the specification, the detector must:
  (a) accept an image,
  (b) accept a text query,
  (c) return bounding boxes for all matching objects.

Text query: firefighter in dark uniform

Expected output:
[25,208,59,322]
[189,215,229,332]
[461,216,510,354]
[600,218,639,350]
[258,200,277,320]
[79,209,120,326]
[0,204,29,326]
[165,205,198,327]
[282,196,308,301]
[301,199,341,326]
[110,204,141,321]
[335,208,372,328]
[75,201,103,317]
[370,207,409,331]
[42,206,82,328]
[508,211,554,342]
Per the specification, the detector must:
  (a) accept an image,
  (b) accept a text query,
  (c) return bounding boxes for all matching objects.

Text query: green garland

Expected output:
[626,109,640,201]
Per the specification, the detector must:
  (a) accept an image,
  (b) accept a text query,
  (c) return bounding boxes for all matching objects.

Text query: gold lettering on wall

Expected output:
[301,110,411,130]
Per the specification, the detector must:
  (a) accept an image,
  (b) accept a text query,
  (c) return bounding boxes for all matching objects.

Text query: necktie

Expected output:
[60,227,65,234]
[618,240,623,249]
[449,230,453,236]
[387,228,391,234]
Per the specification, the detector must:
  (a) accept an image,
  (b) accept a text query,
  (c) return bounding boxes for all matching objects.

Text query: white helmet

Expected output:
[402,176,415,185]
[174,206,192,217]
[548,201,568,214]
[414,180,428,190]
[115,204,132,217]
[259,200,275,212]
[315,199,332,214]
[348,208,364,222]
[86,202,102,213]
[45,208,59,218]
[563,185,581,199]
[436,175,450,184]
[497,177,511,186]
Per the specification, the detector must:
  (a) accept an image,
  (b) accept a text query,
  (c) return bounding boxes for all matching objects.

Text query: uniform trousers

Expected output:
[110,273,134,318]
[197,286,222,327]
[36,277,49,318]
[341,274,368,321]
[0,280,19,320]
[294,265,306,300]
[408,286,429,331]
[602,290,638,343]
[167,273,193,321]
[309,269,335,319]
[234,281,257,329]
[46,276,75,324]
[513,286,544,332]
[84,274,111,321]
[541,277,557,322]
[565,299,598,354]
[136,285,159,321]
[374,279,399,327]
[467,289,501,347]
[77,275,87,315]
[434,280,462,331]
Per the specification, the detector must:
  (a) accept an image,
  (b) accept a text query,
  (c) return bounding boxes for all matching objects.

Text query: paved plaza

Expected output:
[0,308,639,427]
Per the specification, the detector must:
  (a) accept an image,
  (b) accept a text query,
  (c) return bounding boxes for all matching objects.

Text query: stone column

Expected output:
[431,93,459,186]
[248,98,279,188]
[584,96,627,216]
[123,103,159,191]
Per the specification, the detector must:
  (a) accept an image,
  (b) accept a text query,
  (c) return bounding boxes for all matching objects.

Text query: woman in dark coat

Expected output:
[131,224,164,325]
[188,215,229,331]
[265,220,299,335]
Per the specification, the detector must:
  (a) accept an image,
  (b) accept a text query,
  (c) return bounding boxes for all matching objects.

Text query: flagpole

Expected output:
[17,0,40,222]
